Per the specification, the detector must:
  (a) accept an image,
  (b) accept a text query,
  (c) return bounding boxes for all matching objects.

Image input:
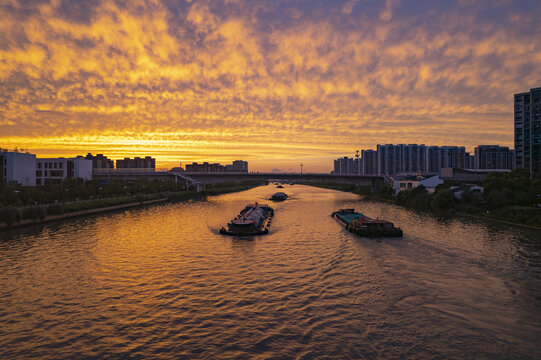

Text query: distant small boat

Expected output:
[271,192,288,201]
[276,185,284,188]
[332,209,403,237]
[220,203,274,236]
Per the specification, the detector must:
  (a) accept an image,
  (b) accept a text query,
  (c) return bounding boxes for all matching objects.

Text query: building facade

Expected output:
[361,150,378,175]
[390,174,443,194]
[333,156,360,175]
[377,144,428,175]
[0,151,37,186]
[515,87,541,177]
[426,146,471,173]
[36,158,92,185]
[474,145,513,170]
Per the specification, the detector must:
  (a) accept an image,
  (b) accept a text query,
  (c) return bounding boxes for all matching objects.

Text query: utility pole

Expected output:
[300,163,304,175]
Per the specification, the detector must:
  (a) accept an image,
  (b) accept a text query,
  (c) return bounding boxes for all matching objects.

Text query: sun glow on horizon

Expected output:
[1,0,540,171]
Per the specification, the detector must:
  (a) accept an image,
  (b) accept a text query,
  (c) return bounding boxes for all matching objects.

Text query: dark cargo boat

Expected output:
[220,203,274,236]
[271,192,288,201]
[332,209,403,237]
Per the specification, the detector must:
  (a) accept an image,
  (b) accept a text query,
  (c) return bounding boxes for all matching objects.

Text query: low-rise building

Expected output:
[450,185,484,200]
[391,174,443,194]
[440,167,511,183]
[0,151,37,186]
[36,158,92,185]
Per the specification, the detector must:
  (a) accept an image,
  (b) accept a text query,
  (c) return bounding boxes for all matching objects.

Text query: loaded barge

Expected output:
[332,209,403,237]
[220,203,274,236]
[271,192,288,201]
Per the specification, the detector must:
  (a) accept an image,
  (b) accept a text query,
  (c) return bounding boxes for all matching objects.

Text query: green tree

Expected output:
[430,189,456,211]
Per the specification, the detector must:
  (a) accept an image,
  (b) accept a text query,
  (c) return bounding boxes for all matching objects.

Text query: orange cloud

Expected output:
[1,0,540,171]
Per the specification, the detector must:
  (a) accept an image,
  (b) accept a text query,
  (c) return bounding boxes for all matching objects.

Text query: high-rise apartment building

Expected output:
[474,145,513,170]
[515,87,541,178]
[361,150,378,175]
[333,157,360,175]
[426,146,470,173]
[377,144,427,175]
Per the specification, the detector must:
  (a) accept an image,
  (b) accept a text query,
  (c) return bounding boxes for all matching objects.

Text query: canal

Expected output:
[1,184,540,359]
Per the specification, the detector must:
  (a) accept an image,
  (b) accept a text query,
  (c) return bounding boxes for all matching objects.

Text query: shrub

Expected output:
[47,203,64,215]
[20,206,46,221]
[431,189,456,212]
[0,207,21,225]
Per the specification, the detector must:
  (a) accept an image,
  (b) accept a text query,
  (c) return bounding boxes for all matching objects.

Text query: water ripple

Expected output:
[1,185,540,359]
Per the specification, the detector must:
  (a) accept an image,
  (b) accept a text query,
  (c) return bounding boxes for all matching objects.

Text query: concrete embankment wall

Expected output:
[0,198,168,230]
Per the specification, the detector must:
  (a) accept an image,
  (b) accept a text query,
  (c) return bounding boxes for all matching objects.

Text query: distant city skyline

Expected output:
[1,1,541,172]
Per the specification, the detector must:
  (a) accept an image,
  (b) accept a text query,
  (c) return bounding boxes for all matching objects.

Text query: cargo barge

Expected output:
[332,208,403,237]
[220,203,274,236]
[271,192,288,201]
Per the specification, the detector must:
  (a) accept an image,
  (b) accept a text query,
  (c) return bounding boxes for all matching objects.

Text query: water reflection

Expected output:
[0,184,540,359]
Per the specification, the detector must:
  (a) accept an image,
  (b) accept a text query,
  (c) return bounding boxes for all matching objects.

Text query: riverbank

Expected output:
[0,181,264,230]
[305,182,541,231]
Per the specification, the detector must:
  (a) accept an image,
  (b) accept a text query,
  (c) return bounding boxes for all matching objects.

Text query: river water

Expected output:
[1,184,540,359]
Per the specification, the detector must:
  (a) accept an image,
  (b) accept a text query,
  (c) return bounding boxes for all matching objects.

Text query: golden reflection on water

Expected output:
[0,185,540,359]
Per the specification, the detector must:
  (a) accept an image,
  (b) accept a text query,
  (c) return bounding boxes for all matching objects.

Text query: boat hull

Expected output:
[220,205,274,236]
[332,210,403,238]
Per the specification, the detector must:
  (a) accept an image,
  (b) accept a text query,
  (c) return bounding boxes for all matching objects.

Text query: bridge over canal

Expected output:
[94,171,384,192]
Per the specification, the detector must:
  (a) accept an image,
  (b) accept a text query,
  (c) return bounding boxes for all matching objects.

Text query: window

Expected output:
[37,163,42,169]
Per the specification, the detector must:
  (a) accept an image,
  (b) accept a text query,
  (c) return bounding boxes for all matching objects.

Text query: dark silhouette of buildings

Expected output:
[83,153,114,169]
[185,160,248,173]
[116,156,156,170]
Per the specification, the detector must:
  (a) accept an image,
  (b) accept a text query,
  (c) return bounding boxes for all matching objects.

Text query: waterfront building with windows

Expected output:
[0,151,37,186]
[36,158,92,185]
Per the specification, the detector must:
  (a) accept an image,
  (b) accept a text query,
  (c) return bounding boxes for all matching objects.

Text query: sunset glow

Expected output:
[1,0,540,171]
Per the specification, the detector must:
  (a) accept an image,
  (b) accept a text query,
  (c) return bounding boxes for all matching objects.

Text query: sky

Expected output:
[1,0,540,172]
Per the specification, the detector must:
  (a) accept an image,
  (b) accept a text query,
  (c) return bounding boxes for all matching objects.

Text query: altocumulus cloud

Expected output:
[0,0,540,170]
